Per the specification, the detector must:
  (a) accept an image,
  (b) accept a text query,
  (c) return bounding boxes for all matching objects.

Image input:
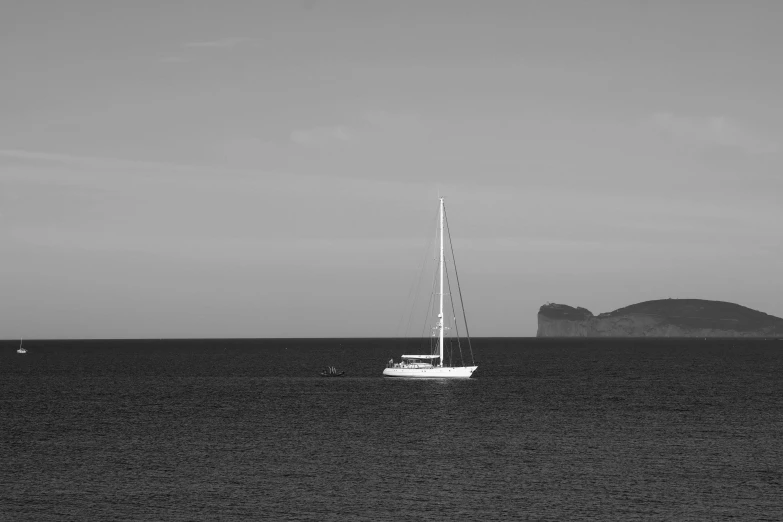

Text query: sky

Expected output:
[1,1,782,338]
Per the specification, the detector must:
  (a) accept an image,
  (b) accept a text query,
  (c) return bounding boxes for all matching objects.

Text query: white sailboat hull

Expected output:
[383,366,477,378]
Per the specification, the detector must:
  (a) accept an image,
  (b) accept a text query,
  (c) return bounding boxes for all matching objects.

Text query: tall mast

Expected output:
[439,197,445,367]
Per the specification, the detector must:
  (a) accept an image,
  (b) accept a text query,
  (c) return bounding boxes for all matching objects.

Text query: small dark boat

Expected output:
[320,366,345,377]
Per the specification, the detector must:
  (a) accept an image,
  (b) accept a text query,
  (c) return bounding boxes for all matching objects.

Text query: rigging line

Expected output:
[444,258,465,366]
[431,264,441,358]
[421,204,441,341]
[419,266,439,350]
[400,205,439,340]
[397,260,421,338]
[402,228,436,339]
[448,264,464,366]
[443,202,474,366]
[443,260,453,366]
[426,197,444,356]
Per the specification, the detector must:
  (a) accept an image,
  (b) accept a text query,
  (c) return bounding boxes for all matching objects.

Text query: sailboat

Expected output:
[17,337,27,354]
[383,197,477,378]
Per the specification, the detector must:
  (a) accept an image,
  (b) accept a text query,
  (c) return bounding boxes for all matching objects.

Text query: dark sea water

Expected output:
[2,338,782,521]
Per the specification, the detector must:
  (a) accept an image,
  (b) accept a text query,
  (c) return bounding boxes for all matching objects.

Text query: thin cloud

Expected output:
[0,148,197,173]
[362,110,430,143]
[159,55,189,64]
[290,125,357,147]
[0,148,268,180]
[289,110,428,149]
[649,112,777,155]
[0,148,240,189]
[363,110,422,130]
[183,37,255,49]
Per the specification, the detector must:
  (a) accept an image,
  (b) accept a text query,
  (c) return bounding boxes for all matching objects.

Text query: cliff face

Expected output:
[537,299,783,337]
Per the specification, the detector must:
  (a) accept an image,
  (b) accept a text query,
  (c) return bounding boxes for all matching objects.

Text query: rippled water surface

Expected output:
[2,338,782,520]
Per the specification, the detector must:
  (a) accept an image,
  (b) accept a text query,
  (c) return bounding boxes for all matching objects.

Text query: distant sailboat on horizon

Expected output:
[383,197,477,378]
[17,337,27,354]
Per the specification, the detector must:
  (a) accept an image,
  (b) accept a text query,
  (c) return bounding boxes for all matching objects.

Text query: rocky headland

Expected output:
[537,299,783,337]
